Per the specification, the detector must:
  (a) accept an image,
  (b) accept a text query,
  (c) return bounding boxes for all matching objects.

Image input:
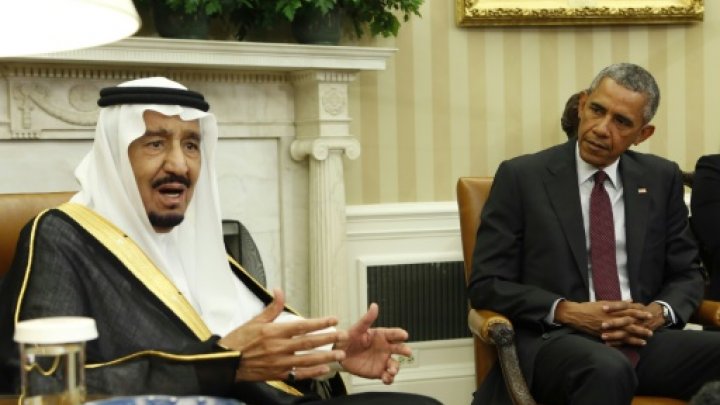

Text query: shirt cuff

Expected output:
[545,298,565,325]
[654,300,676,326]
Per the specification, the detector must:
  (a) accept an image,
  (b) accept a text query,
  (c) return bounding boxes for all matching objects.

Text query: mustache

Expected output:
[152,174,191,189]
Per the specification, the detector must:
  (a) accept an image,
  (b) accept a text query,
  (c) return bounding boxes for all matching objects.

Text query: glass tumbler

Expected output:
[14,317,98,405]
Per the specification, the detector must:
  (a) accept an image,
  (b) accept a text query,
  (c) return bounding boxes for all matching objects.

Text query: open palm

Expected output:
[338,303,412,384]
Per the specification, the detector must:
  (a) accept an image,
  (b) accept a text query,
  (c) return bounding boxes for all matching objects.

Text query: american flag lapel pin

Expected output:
[638,187,647,194]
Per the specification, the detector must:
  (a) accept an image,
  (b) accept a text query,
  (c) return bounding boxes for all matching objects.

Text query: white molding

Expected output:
[357,252,463,267]
[5,37,396,72]
[347,201,459,218]
[344,202,474,404]
[352,364,474,385]
[351,362,474,385]
[346,201,464,320]
[347,338,475,404]
[346,201,460,240]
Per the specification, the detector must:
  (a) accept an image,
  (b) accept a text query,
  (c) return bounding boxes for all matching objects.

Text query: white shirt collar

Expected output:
[575,141,620,187]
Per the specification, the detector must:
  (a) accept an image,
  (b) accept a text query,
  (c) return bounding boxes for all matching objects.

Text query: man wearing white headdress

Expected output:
[0,77,441,405]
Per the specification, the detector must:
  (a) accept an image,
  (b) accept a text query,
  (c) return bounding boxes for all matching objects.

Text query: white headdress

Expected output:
[72,77,265,335]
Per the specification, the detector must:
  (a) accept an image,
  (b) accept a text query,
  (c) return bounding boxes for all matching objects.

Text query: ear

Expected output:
[633,125,655,145]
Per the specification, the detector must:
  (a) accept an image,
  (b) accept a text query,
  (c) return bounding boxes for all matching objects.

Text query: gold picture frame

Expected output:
[456,0,704,27]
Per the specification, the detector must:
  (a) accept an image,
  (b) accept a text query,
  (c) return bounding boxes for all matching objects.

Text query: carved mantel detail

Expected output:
[291,137,361,161]
[10,81,99,139]
[1,66,292,140]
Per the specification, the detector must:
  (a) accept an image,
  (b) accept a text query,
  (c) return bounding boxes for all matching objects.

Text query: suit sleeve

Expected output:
[467,161,563,326]
[652,164,705,325]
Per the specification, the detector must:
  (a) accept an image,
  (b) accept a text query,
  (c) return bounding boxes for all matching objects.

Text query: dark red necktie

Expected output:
[590,171,621,300]
[590,170,639,366]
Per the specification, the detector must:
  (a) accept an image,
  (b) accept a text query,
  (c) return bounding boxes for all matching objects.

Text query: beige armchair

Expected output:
[0,191,75,278]
[456,176,720,405]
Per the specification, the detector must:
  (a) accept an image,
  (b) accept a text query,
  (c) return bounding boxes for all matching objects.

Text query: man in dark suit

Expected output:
[690,154,720,300]
[468,63,720,405]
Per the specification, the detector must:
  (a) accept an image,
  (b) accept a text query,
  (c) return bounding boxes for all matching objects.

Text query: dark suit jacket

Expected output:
[691,154,720,300]
[468,139,704,393]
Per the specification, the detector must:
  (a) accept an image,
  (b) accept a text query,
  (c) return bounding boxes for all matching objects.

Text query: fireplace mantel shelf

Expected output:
[4,37,396,72]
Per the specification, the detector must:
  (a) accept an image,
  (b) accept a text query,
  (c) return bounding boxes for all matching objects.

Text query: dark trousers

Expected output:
[308,392,443,405]
[531,329,720,405]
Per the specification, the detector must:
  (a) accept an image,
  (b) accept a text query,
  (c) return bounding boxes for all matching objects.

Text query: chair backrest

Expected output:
[457,177,494,283]
[222,219,267,287]
[456,176,495,387]
[0,192,75,278]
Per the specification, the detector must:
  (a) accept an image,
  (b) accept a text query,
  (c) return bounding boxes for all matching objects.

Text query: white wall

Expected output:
[344,202,475,405]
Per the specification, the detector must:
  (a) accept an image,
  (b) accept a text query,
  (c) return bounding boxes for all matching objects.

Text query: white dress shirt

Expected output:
[545,142,675,324]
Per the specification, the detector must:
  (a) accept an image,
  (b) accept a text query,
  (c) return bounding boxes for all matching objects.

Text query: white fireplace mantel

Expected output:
[0,37,395,320]
[6,36,395,71]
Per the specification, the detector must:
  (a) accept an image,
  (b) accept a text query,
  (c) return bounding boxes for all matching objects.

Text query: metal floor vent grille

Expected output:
[367,261,471,342]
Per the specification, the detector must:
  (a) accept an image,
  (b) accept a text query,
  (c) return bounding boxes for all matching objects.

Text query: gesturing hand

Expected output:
[218,289,347,382]
[336,303,412,385]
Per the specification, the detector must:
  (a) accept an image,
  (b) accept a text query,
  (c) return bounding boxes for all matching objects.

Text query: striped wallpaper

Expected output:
[344,1,720,204]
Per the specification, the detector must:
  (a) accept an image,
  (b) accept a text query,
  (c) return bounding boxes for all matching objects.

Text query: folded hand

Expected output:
[555,300,654,347]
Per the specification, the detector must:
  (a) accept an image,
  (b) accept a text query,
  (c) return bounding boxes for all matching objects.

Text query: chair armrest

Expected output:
[468,309,537,405]
[468,309,513,345]
[691,299,720,327]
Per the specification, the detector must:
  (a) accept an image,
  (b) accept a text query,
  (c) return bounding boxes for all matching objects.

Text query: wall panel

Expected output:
[346,1,719,204]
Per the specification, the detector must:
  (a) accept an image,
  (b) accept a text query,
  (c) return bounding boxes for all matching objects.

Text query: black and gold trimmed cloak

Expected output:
[0,204,340,401]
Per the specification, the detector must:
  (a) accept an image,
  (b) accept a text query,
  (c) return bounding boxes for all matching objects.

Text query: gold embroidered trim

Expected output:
[228,257,300,316]
[228,256,266,292]
[87,349,240,369]
[58,203,212,340]
[14,210,50,325]
[227,259,306,397]
[16,206,305,398]
[266,380,303,396]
